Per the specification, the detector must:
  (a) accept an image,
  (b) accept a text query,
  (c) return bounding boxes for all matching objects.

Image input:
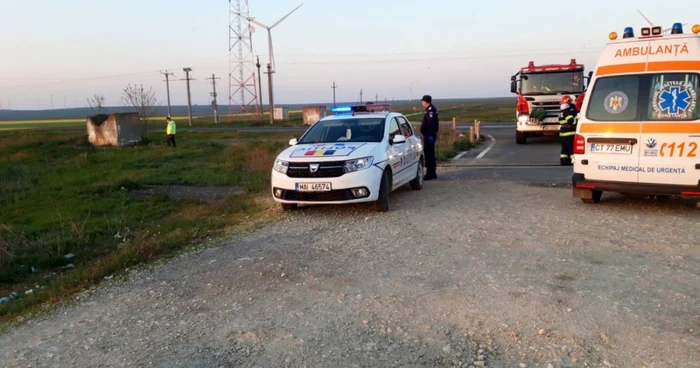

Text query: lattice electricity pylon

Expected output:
[229,0,261,121]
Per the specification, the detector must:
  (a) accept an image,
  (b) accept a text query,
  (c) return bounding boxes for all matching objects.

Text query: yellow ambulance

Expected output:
[572,23,700,205]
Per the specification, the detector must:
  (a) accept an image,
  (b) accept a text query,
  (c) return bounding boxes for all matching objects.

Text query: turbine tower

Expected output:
[229,0,261,120]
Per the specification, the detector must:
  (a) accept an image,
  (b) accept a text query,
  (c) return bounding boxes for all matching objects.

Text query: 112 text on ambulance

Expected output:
[660,142,698,157]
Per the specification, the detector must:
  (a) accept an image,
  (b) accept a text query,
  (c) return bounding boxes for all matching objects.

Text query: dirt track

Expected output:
[1,165,698,368]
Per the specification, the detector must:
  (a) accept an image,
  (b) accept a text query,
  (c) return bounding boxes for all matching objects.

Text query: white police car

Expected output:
[271,104,425,212]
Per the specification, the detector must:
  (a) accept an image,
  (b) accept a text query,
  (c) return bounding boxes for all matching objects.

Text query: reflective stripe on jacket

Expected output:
[559,106,577,137]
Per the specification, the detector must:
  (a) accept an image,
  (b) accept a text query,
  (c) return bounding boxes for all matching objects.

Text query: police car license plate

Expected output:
[590,143,632,154]
[296,183,331,192]
[543,124,559,130]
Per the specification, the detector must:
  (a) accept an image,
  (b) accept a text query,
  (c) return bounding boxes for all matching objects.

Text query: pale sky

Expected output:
[0,0,696,110]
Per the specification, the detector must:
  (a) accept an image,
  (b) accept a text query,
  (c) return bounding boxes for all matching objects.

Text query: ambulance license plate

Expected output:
[296,182,332,192]
[590,143,632,154]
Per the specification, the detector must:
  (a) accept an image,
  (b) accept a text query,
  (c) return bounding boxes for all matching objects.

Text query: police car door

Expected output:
[639,72,700,186]
[398,116,421,177]
[387,117,410,187]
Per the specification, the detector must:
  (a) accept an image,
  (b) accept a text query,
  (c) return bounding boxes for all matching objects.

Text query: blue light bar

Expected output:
[331,106,352,113]
[671,22,683,34]
[623,26,634,38]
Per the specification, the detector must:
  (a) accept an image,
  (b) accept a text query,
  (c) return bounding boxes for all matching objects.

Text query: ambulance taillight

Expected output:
[574,135,586,154]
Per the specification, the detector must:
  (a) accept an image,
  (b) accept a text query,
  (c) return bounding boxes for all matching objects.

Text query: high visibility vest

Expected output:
[167,121,176,135]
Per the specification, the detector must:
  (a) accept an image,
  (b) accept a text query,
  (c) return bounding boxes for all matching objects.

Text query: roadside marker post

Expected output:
[453,117,456,132]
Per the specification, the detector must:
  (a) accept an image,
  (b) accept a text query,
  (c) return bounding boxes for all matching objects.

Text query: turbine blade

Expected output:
[248,18,268,29]
[269,3,303,29]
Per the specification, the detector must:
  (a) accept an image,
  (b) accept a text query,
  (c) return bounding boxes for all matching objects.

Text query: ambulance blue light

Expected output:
[623,27,634,38]
[671,22,683,34]
[331,106,352,113]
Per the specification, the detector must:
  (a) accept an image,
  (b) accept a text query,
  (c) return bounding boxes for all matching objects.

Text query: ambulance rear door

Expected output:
[579,40,651,183]
[638,37,700,186]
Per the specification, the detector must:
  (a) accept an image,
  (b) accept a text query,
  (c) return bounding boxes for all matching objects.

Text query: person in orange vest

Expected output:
[559,96,578,166]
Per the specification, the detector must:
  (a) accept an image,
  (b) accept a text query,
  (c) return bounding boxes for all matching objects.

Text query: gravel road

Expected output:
[1,167,698,368]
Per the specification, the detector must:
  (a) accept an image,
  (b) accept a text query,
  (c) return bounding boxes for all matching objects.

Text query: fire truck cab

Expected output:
[511,60,593,144]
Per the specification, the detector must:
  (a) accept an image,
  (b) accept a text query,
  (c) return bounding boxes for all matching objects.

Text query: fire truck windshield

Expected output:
[520,71,584,95]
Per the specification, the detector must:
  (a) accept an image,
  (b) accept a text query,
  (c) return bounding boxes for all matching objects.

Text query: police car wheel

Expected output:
[373,170,390,212]
[516,131,527,144]
[409,160,424,190]
[281,203,298,211]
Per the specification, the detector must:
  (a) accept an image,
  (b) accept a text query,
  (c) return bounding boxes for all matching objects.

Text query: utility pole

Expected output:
[182,67,194,126]
[359,89,364,104]
[266,64,274,125]
[331,81,337,107]
[160,70,175,117]
[207,74,222,124]
[256,56,263,119]
[50,94,54,109]
[375,93,378,103]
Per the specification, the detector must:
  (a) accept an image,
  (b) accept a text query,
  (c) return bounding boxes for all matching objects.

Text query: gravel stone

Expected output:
[0,171,698,367]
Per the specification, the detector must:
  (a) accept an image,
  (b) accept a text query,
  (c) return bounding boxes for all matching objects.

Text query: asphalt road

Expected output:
[450,123,562,167]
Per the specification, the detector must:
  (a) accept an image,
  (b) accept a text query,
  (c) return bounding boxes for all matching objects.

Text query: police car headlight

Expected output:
[344,156,374,173]
[518,114,529,124]
[273,159,289,174]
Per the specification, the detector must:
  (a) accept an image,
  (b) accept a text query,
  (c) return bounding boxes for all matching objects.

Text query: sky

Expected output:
[0,0,697,110]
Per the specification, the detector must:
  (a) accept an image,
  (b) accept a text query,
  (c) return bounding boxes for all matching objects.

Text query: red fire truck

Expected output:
[510,59,592,144]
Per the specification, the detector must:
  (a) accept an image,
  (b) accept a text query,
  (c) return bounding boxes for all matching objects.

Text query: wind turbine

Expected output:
[236,3,303,123]
[240,4,303,73]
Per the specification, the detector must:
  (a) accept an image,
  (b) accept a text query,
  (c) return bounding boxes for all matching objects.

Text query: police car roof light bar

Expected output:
[623,27,634,38]
[331,106,353,113]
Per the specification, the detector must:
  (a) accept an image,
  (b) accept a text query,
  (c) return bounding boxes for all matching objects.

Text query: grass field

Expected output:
[0,126,472,324]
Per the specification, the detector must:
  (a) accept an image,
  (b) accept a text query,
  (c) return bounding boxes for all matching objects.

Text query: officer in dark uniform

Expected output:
[420,95,439,180]
[559,95,578,166]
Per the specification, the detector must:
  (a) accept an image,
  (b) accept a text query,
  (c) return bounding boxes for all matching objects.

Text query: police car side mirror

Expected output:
[392,135,407,145]
[288,138,298,146]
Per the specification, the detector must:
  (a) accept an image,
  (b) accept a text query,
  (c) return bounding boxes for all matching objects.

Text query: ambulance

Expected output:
[572,23,700,205]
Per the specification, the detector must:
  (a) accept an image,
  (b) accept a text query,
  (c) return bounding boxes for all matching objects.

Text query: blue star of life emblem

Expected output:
[659,86,691,114]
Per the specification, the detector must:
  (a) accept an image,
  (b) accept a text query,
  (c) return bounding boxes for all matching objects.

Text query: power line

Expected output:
[5,70,161,90]
[286,49,603,66]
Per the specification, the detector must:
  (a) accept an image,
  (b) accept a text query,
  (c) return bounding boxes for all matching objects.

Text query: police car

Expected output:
[271,104,425,212]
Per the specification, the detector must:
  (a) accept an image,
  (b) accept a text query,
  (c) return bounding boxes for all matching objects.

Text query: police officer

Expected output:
[559,96,578,166]
[420,95,439,180]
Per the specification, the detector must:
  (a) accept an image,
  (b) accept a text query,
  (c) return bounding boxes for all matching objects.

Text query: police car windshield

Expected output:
[521,71,584,95]
[299,118,385,144]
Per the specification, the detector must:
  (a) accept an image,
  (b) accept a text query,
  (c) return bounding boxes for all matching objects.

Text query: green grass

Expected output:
[0,129,290,324]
